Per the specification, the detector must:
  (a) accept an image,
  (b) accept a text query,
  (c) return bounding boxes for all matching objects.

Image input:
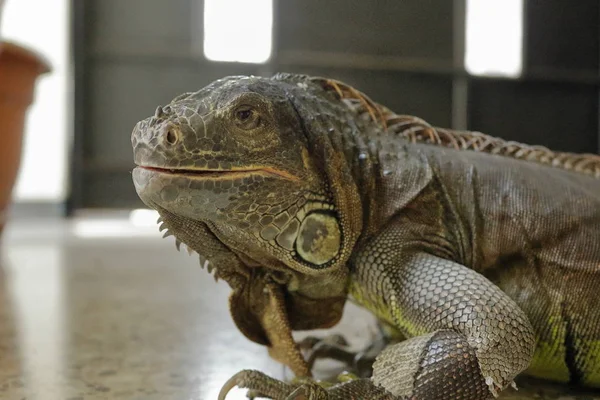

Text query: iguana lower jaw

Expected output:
[132,165,303,223]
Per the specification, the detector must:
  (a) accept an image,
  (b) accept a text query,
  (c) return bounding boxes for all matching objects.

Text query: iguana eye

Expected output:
[237,108,252,120]
[234,105,261,130]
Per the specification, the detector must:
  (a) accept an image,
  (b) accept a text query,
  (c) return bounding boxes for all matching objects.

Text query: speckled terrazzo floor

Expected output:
[0,213,598,400]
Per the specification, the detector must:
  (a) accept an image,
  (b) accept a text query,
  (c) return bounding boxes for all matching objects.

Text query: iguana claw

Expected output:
[218,371,243,400]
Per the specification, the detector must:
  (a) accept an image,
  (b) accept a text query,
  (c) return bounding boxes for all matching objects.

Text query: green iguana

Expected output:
[131,73,600,400]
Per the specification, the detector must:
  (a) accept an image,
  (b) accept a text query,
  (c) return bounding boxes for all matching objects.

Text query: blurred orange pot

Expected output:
[0,41,51,236]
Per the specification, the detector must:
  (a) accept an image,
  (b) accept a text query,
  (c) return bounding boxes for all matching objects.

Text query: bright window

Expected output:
[465,0,524,78]
[203,0,273,63]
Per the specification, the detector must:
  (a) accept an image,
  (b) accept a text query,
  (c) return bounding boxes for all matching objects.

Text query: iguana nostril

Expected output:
[165,128,178,145]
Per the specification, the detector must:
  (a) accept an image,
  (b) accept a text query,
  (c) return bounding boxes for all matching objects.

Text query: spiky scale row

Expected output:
[155,220,220,281]
[342,95,600,179]
[311,77,387,129]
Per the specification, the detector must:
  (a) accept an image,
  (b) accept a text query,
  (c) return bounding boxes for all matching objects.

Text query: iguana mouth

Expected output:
[137,165,300,181]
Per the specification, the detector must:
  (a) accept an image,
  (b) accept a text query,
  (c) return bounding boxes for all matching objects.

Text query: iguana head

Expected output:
[131,73,371,372]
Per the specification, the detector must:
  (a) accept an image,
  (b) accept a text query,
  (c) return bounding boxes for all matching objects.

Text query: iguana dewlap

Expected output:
[131,73,600,399]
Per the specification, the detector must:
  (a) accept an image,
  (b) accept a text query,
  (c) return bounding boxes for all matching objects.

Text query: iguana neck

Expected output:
[332,118,397,239]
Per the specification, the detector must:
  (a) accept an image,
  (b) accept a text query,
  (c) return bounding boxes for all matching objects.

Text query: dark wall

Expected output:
[71,0,600,210]
[277,0,454,59]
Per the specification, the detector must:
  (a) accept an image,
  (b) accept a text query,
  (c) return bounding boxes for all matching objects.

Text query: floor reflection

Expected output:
[0,251,23,397]
[3,244,66,400]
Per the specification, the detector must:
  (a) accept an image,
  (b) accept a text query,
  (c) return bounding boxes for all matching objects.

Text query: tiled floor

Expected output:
[0,213,598,399]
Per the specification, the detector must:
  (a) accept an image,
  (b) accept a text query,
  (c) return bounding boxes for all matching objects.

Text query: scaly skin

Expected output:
[131,73,600,399]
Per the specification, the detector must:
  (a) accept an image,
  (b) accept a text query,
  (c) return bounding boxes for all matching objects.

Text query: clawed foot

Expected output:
[219,369,392,400]
[219,331,392,399]
[218,369,336,400]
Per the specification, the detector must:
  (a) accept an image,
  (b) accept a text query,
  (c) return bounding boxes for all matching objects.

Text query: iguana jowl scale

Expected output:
[131,74,600,400]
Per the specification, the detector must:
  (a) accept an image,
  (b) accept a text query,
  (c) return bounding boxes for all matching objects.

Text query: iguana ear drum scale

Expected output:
[296,211,341,266]
[132,73,600,400]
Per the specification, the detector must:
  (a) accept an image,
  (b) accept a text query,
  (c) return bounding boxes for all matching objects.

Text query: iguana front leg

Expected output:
[350,242,536,398]
[218,328,508,399]
[220,247,536,399]
[220,248,535,399]
[259,281,311,377]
